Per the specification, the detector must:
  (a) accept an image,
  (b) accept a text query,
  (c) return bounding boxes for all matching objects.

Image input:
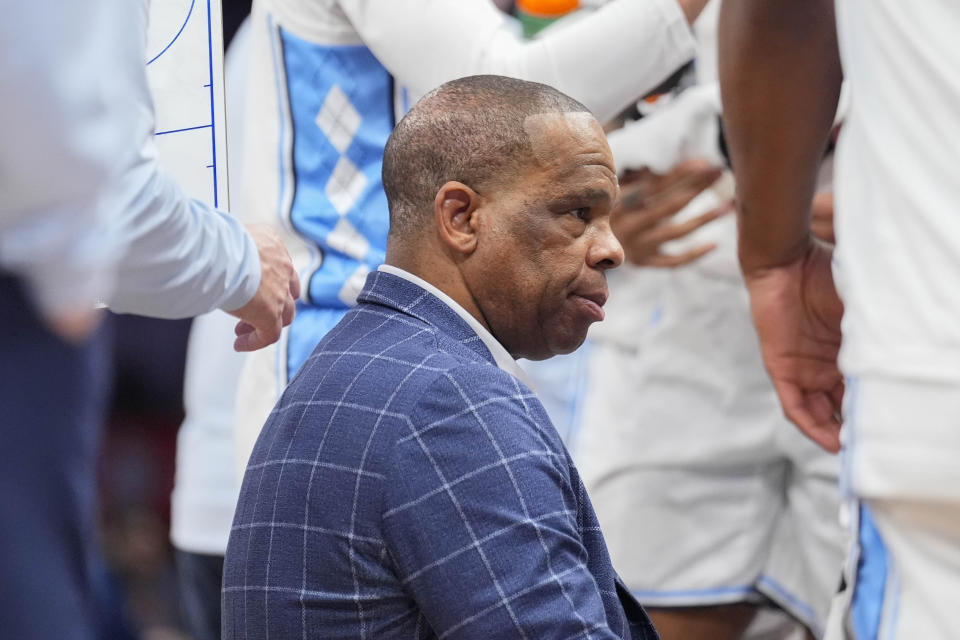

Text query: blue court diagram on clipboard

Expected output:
[146,0,229,210]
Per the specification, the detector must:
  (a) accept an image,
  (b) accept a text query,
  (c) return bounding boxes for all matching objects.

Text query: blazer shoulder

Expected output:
[402,360,564,455]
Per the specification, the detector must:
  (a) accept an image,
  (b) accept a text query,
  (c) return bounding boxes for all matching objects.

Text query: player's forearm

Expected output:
[718,0,841,273]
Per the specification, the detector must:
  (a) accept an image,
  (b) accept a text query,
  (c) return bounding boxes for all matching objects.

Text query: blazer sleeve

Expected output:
[381,363,623,639]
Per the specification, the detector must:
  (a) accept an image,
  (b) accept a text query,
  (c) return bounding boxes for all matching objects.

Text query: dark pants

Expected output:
[175,549,224,640]
[0,275,113,639]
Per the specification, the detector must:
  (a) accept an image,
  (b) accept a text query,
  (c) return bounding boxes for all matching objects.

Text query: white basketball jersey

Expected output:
[833,0,960,382]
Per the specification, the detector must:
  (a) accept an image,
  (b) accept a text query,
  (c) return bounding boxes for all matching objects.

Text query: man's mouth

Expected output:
[569,291,607,322]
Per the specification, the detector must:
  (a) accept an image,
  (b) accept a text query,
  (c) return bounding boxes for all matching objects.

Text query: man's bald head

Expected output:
[382,75,590,239]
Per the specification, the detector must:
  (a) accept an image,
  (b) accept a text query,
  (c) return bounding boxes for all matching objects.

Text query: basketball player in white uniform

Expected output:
[575,20,845,630]
[719,1,960,637]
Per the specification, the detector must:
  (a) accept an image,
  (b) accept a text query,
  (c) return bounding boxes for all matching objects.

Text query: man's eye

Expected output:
[570,207,590,221]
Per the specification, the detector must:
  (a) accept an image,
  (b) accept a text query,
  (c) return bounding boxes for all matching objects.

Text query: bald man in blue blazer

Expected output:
[224,75,656,639]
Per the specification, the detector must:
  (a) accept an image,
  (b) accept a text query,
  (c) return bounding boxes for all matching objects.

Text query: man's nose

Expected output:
[588,221,624,270]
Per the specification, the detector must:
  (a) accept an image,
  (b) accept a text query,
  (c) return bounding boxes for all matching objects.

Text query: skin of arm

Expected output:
[718,0,846,451]
[718,0,841,271]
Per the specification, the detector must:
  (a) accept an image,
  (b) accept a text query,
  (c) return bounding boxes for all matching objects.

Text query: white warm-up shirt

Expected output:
[171,20,253,554]
[833,0,960,502]
[259,0,696,125]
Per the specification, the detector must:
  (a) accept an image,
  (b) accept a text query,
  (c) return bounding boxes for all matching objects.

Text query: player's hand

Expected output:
[744,239,844,452]
[229,224,300,352]
[611,159,731,267]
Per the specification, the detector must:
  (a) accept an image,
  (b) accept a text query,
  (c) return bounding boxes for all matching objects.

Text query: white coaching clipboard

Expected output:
[146,0,229,211]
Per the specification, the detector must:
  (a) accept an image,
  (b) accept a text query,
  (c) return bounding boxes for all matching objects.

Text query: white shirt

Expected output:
[170,21,254,555]
[833,0,960,382]
[378,265,531,386]
[171,309,246,554]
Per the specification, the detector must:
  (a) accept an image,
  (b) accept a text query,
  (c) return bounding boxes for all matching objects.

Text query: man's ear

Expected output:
[434,181,481,256]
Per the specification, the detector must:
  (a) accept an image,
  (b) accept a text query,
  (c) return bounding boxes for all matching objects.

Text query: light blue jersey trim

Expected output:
[633,578,823,636]
[852,503,888,640]
[275,29,396,378]
[630,584,755,604]
[757,574,823,638]
[278,30,392,306]
[882,555,901,640]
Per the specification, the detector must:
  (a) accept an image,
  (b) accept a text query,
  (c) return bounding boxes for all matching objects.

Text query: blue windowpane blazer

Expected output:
[223,270,658,640]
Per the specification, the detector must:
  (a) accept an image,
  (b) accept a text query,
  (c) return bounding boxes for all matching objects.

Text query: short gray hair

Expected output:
[382,75,590,238]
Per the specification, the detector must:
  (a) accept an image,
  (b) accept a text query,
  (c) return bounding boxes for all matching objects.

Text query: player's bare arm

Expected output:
[718,0,845,451]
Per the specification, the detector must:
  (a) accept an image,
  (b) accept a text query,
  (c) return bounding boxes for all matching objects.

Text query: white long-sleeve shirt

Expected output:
[0,0,260,319]
[266,0,696,124]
